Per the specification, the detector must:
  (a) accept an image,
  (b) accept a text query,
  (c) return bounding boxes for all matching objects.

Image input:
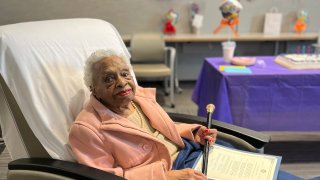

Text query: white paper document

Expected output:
[193,144,281,180]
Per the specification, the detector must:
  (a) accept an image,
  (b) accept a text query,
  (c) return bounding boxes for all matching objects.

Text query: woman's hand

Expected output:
[165,168,207,180]
[194,126,218,146]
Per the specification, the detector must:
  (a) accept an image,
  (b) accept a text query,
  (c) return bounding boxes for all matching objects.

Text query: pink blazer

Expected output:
[69,86,201,180]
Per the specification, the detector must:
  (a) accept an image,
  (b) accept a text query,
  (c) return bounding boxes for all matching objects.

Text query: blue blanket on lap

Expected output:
[172,138,235,170]
[172,138,202,170]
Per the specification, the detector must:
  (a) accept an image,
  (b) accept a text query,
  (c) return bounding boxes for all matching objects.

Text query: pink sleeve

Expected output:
[69,124,167,180]
[69,123,125,177]
[124,161,167,180]
[174,123,201,142]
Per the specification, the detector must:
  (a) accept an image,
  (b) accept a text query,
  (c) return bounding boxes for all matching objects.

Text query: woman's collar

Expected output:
[89,94,122,121]
[134,86,157,101]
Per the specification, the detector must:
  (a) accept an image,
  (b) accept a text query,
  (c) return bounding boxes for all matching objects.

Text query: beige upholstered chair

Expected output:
[130,33,176,108]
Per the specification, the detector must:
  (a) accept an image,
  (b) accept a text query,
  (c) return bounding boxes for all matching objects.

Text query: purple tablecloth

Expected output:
[192,56,320,131]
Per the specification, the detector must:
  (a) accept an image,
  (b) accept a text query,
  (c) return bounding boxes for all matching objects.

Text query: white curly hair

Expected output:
[83,49,132,88]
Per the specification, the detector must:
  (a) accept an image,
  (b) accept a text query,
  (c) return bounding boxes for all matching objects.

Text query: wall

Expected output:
[0,0,319,34]
[0,0,318,80]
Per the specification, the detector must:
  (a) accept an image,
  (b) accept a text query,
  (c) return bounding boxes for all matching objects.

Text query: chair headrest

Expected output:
[0,18,132,160]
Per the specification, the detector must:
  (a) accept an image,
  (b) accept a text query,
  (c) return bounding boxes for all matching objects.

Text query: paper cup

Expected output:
[222,41,236,63]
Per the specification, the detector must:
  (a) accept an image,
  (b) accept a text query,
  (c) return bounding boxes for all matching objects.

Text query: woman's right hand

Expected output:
[165,168,207,180]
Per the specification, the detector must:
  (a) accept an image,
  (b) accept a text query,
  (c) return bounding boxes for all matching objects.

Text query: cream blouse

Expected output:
[127,102,180,163]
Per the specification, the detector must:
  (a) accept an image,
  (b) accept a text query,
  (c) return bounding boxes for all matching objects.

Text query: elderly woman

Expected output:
[69,49,217,180]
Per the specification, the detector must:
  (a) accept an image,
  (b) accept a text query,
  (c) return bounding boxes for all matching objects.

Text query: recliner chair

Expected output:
[0,18,269,179]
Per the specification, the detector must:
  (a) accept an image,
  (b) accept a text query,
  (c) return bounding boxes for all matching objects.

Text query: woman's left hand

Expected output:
[194,126,218,146]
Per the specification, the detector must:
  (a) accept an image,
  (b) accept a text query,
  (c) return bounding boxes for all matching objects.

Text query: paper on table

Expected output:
[219,65,245,71]
[224,67,252,74]
[193,144,281,180]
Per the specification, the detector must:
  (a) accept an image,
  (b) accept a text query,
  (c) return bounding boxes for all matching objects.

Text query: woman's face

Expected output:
[91,56,136,109]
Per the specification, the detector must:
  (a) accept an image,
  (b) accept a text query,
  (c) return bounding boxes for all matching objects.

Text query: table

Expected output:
[122,33,318,43]
[123,33,318,54]
[192,56,320,131]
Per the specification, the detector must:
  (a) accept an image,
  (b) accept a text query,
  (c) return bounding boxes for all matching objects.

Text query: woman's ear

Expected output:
[90,86,101,101]
[90,86,95,94]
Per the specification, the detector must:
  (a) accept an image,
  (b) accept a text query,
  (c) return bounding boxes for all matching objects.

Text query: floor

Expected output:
[1,81,320,179]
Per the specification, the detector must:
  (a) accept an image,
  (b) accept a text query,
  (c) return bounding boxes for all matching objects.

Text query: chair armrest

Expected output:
[168,112,270,149]
[8,158,124,180]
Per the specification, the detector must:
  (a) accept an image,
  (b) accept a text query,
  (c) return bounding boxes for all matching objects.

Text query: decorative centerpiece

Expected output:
[190,2,203,34]
[294,10,308,34]
[163,9,179,34]
[213,0,242,37]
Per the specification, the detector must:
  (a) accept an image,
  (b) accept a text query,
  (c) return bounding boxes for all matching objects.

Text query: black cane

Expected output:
[202,104,215,176]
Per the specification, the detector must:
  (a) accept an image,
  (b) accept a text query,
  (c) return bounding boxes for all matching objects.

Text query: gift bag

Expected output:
[263,7,282,35]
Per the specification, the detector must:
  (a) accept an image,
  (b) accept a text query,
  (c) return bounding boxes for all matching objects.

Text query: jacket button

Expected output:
[142,144,152,151]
